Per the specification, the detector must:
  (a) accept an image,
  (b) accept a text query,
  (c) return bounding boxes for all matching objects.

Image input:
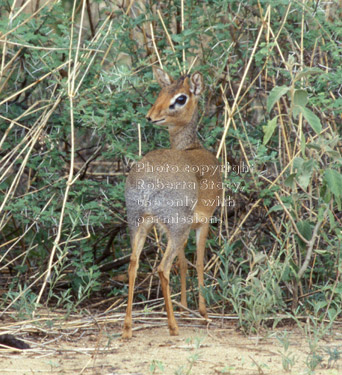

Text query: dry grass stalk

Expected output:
[157,9,182,72]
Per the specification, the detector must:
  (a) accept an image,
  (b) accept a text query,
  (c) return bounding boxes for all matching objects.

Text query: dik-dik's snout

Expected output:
[146,105,166,125]
[145,106,153,122]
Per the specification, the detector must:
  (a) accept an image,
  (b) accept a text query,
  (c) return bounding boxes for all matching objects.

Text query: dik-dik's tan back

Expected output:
[122,67,222,339]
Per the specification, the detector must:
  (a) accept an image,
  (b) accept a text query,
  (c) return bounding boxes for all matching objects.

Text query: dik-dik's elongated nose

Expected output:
[145,107,153,122]
[146,103,166,124]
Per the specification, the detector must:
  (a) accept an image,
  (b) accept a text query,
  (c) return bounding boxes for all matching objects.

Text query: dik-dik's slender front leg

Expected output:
[196,223,210,319]
[122,226,149,339]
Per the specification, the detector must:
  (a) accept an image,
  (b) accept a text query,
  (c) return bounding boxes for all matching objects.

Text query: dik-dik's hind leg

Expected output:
[196,223,210,319]
[122,225,149,339]
[178,240,188,309]
[158,233,190,336]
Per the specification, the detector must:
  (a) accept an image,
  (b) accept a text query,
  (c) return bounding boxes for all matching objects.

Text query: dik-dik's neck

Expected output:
[168,109,202,150]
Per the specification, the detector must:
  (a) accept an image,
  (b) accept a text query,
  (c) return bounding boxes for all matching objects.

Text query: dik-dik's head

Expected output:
[146,67,204,128]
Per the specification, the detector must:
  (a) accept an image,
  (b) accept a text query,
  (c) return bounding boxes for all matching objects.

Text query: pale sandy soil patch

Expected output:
[1,322,342,375]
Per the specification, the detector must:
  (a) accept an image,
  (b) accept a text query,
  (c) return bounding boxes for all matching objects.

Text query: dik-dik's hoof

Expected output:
[198,307,208,319]
[122,327,132,340]
[169,326,179,336]
[198,308,209,324]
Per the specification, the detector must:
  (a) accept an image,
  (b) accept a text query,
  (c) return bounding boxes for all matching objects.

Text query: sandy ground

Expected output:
[1,319,342,375]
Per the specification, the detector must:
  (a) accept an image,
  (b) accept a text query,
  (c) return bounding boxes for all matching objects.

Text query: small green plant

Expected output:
[185,335,205,350]
[291,314,327,372]
[324,346,342,369]
[219,365,235,374]
[150,360,165,374]
[46,360,61,372]
[174,335,205,375]
[5,286,38,320]
[305,352,323,373]
[276,331,296,372]
[293,308,340,367]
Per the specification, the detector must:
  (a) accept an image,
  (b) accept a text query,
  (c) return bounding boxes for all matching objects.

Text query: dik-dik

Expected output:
[122,67,222,339]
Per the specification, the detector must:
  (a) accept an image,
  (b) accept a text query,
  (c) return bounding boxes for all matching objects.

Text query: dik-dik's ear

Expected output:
[189,72,204,96]
[152,66,174,87]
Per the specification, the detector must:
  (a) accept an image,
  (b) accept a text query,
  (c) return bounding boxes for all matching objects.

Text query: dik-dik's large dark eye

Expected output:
[169,94,188,110]
[175,95,187,105]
